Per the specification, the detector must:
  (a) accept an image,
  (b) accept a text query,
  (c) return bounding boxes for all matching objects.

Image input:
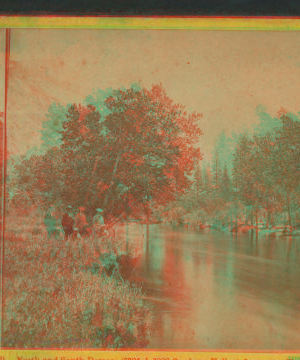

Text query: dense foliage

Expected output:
[159,110,300,231]
[3,211,152,348]
[9,84,202,220]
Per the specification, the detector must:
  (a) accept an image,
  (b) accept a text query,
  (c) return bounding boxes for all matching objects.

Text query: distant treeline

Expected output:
[6,87,300,230]
[155,109,300,230]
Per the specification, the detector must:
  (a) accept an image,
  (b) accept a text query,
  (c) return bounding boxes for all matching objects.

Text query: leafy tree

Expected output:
[14,84,203,220]
[99,84,203,217]
[220,163,232,201]
[193,164,203,204]
[233,133,257,225]
[41,103,68,151]
[215,130,234,174]
[211,149,221,190]
[272,114,300,227]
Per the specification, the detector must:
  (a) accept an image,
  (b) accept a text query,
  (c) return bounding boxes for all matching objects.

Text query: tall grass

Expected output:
[3,212,152,348]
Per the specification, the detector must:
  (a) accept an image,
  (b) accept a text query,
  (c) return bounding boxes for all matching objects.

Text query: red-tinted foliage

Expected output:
[13,85,203,221]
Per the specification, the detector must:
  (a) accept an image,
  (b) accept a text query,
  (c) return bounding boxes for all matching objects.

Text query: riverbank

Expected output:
[165,221,300,236]
[3,212,153,348]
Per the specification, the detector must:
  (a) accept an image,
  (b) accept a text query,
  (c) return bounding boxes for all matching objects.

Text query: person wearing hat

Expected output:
[61,205,75,240]
[92,208,108,237]
[75,207,91,237]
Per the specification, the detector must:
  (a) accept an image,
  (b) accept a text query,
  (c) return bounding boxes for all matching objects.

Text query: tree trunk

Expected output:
[255,205,259,239]
[266,206,270,229]
[143,201,149,223]
[126,222,129,255]
[287,195,292,228]
[146,224,150,272]
[256,205,258,228]
[84,155,100,206]
[245,206,250,226]
[103,153,120,208]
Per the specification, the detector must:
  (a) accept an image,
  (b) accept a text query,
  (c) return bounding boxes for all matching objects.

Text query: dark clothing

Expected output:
[62,213,75,237]
[80,225,92,237]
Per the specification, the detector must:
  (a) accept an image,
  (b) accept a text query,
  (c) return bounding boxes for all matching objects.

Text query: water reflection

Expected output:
[121,224,300,350]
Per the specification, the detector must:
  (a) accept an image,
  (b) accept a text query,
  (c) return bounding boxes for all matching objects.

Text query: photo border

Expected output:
[1,15,300,360]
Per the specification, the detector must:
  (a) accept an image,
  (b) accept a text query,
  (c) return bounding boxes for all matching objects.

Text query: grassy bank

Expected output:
[3,212,152,348]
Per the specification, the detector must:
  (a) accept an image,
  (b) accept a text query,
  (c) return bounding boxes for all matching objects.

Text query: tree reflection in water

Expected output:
[122,224,300,350]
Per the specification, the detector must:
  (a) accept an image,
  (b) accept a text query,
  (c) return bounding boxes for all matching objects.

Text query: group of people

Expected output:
[44,205,108,240]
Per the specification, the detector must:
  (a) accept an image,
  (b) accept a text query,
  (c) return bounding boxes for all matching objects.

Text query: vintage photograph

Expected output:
[1,27,300,350]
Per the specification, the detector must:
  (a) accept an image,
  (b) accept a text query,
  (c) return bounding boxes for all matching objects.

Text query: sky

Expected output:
[2,29,300,159]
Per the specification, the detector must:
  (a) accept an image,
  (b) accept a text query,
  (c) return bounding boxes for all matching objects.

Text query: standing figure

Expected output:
[44,205,56,238]
[92,208,108,237]
[61,205,75,239]
[75,207,91,237]
[44,205,64,239]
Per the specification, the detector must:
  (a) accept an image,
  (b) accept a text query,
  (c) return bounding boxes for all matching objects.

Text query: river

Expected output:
[118,223,300,350]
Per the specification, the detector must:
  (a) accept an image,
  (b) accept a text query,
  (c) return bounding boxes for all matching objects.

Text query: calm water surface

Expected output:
[120,224,300,350]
